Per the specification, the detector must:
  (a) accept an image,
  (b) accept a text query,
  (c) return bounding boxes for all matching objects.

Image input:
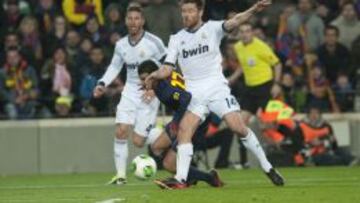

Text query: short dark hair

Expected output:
[180,0,204,10]
[325,25,340,36]
[138,60,159,75]
[126,3,144,16]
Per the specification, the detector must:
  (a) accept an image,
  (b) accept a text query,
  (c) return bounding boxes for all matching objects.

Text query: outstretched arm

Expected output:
[223,0,271,32]
[144,64,173,89]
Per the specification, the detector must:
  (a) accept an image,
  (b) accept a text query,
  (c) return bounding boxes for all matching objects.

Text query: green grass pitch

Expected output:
[0,167,359,203]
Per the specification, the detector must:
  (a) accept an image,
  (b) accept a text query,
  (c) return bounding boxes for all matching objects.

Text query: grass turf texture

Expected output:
[0,167,359,203]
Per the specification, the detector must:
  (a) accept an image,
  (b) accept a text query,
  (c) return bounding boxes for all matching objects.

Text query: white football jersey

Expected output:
[100,31,166,98]
[165,21,227,89]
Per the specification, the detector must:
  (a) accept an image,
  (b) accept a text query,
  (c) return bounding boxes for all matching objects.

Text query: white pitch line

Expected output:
[96,198,126,203]
[0,198,97,202]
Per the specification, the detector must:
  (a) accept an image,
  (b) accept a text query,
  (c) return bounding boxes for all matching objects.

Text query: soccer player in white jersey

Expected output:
[93,4,166,185]
[146,0,285,189]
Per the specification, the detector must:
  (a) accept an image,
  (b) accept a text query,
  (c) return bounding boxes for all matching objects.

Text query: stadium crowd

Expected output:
[0,0,359,120]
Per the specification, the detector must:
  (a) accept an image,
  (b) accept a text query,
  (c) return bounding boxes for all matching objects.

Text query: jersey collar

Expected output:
[128,31,145,47]
[185,22,205,33]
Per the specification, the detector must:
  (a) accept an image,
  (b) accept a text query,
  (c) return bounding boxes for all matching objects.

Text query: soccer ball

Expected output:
[130,154,157,180]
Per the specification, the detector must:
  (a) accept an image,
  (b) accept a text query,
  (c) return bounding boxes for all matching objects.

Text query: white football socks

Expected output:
[241,128,272,173]
[114,138,128,178]
[175,143,193,182]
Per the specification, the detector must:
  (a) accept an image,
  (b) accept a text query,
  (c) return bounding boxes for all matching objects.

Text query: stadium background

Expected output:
[0,0,359,173]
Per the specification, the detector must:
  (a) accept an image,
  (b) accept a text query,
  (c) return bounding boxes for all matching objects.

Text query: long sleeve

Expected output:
[98,44,124,86]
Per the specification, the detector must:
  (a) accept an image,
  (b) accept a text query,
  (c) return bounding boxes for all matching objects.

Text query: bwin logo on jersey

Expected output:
[182,44,209,58]
[127,62,139,70]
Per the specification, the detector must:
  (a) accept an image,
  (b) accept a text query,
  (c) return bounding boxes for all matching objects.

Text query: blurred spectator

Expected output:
[306,54,340,112]
[276,5,306,84]
[280,71,307,112]
[84,15,107,45]
[317,25,351,84]
[143,0,182,44]
[331,2,360,50]
[106,30,123,57]
[18,16,43,66]
[40,47,73,115]
[132,0,150,7]
[287,0,324,51]
[2,0,24,33]
[203,0,249,21]
[77,37,94,70]
[332,73,354,112]
[316,0,339,24]
[34,0,62,34]
[3,0,31,15]
[0,48,38,119]
[62,0,104,27]
[42,15,68,59]
[351,36,360,82]
[55,95,72,117]
[1,31,38,74]
[302,107,357,166]
[253,26,273,47]
[258,100,302,166]
[104,3,126,36]
[65,30,81,68]
[80,46,109,115]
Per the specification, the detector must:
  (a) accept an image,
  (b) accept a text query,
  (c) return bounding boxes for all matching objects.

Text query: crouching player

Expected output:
[138,60,224,189]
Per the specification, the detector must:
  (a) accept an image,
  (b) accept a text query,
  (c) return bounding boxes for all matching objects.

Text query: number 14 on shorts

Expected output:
[225,97,237,108]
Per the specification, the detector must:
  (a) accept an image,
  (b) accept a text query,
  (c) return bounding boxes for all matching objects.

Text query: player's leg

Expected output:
[223,111,284,186]
[154,111,202,189]
[158,147,224,188]
[111,123,132,185]
[209,86,284,186]
[109,97,137,185]
[132,98,160,148]
[239,92,257,168]
[175,111,201,182]
[237,110,253,168]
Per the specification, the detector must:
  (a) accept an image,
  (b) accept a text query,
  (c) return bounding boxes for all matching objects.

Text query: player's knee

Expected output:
[225,113,248,137]
[234,125,248,138]
[116,125,128,139]
[229,121,248,137]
